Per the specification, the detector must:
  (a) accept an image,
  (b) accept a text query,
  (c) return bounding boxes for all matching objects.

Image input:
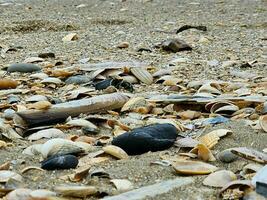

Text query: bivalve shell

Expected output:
[0,170,23,183]
[54,185,97,197]
[203,170,237,187]
[103,145,129,159]
[259,115,267,133]
[28,128,65,141]
[130,67,153,85]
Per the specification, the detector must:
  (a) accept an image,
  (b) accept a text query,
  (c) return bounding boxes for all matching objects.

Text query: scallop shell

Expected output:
[259,115,267,133]
[54,185,97,197]
[190,144,216,162]
[0,170,23,183]
[173,160,218,175]
[198,129,232,149]
[103,145,129,159]
[230,147,267,164]
[130,67,153,85]
[41,138,85,159]
[121,97,148,112]
[203,170,237,187]
[28,128,65,141]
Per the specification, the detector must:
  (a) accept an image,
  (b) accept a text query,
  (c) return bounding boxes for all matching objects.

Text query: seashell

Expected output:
[7,95,20,104]
[50,69,73,78]
[234,87,251,97]
[41,155,78,170]
[197,83,221,95]
[220,180,252,195]
[121,75,139,84]
[231,147,267,164]
[259,115,267,132]
[110,179,133,192]
[198,129,232,149]
[130,67,153,85]
[54,185,97,197]
[112,123,178,155]
[243,163,263,175]
[217,149,238,163]
[156,75,182,86]
[73,136,96,144]
[29,72,48,80]
[160,38,192,52]
[62,33,78,42]
[0,170,23,183]
[65,75,91,85]
[41,77,62,85]
[152,69,172,78]
[0,79,18,89]
[25,95,48,102]
[210,102,239,115]
[24,57,44,63]
[38,52,55,58]
[22,144,43,156]
[5,188,32,200]
[74,141,95,153]
[117,41,129,48]
[66,118,98,130]
[41,138,85,158]
[29,189,57,198]
[178,110,201,120]
[151,107,164,115]
[21,166,44,174]
[28,128,65,141]
[0,140,7,149]
[0,161,10,170]
[190,143,216,162]
[103,145,129,159]
[203,170,237,187]
[175,137,200,148]
[173,160,218,175]
[121,97,149,112]
[27,101,52,110]
[7,63,41,73]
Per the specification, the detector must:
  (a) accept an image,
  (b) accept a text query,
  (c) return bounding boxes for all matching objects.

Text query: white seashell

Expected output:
[28,128,65,141]
[41,77,62,85]
[66,119,98,129]
[110,179,133,192]
[103,145,129,159]
[0,170,23,183]
[29,73,48,80]
[30,189,57,198]
[54,185,97,197]
[22,144,43,156]
[203,170,237,187]
[41,138,84,158]
[25,95,48,102]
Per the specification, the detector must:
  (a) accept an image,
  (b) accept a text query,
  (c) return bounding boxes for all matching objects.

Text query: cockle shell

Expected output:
[130,67,153,85]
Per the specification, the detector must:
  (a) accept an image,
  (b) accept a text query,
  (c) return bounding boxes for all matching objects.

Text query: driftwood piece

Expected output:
[14,93,129,128]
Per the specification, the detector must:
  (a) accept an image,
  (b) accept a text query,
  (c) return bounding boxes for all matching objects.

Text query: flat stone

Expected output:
[65,75,91,85]
[7,63,41,73]
[102,177,193,200]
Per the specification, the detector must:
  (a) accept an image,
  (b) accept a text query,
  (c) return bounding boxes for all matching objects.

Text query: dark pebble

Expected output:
[161,39,192,53]
[112,123,178,155]
[7,63,41,73]
[41,155,78,170]
[38,52,56,58]
[65,75,91,85]
[82,127,99,135]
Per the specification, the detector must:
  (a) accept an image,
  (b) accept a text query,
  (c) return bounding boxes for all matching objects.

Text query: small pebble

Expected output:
[217,149,238,163]
[3,109,16,120]
[7,63,41,73]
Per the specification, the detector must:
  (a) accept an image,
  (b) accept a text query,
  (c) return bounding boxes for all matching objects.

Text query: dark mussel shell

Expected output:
[112,123,178,155]
[41,154,78,170]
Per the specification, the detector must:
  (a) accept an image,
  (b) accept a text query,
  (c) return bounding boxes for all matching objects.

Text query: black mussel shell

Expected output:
[112,123,178,155]
[41,154,78,170]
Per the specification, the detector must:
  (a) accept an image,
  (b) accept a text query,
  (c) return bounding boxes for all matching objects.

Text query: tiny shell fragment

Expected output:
[62,33,78,42]
[110,179,133,192]
[103,145,129,159]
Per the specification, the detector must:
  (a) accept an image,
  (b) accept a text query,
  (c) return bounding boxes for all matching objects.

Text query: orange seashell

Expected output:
[0,79,18,89]
[190,144,216,162]
[27,101,52,110]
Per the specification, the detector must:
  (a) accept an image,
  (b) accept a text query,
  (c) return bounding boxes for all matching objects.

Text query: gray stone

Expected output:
[7,63,41,73]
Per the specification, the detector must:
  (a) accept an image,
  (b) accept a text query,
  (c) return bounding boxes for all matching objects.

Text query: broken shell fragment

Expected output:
[190,143,216,162]
[175,137,200,148]
[103,145,129,159]
[203,170,237,187]
[4,188,32,200]
[173,160,218,175]
[130,67,153,85]
[66,118,98,130]
[121,97,150,113]
[0,79,18,89]
[243,163,263,175]
[62,33,78,42]
[27,101,52,110]
[25,95,48,103]
[22,144,43,156]
[220,180,252,196]
[41,155,78,170]
[110,179,133,192]
[54,185,97,197]
[0,170,23,183]
[160,38,192,52]
[259,115,267,133]
[29,189,57,198]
